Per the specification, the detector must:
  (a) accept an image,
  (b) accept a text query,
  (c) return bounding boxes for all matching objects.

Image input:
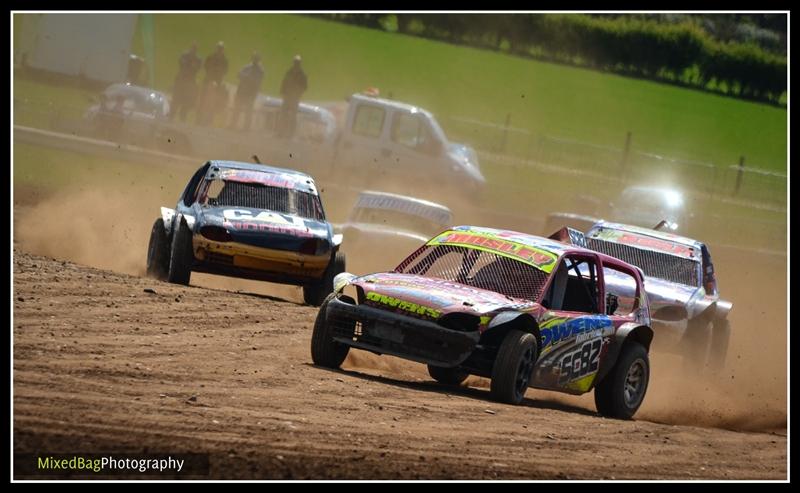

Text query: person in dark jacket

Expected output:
[277,55,308,138]
[169,42,202,121]
[229,52,264,131]
[196,41,229,125]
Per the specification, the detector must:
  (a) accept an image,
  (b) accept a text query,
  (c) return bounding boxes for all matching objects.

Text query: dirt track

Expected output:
[12,250,786,479]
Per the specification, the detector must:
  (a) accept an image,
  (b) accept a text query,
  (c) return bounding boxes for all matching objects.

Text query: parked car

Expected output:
[146,160,344,306]
[311,225,654,419]
[84,83,170,145]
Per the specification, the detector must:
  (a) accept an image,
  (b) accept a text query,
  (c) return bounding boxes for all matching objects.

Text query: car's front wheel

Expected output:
[594,342,650,419]
[490,329,538,404]
[146,218,170,281]
[310,293,351,369]
[167,218,193,285]
[303,250,345,306]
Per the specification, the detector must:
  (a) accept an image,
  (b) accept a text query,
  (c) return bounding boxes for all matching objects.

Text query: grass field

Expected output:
[13,13,787,174]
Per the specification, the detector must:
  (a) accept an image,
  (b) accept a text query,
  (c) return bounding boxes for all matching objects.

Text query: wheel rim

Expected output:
[515,346,535,398]
[624,358,647,408]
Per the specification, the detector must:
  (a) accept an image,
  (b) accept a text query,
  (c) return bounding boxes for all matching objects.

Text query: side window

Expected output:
[543,255,600,313]
[391,112,440,156]
[391,112,422,148]
[602,265,639,316]
[352,104,385,139]
[181,163,210,207]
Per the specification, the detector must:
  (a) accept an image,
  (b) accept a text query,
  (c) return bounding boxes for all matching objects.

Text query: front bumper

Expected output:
[192,236,330,284]
[326,297,480,367]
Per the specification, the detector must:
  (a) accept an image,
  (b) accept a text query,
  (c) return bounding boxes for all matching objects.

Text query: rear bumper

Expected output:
[326,297,479,367]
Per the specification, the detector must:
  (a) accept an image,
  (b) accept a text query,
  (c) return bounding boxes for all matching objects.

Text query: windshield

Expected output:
[203,179,324,221]
[349,207,445,237]
[395,244,549,301]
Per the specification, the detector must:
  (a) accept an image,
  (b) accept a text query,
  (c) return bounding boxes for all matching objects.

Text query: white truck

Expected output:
[73,87,485,200]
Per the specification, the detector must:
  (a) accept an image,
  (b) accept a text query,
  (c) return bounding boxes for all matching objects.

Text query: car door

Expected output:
[385,110,447,179]
[336,101,390,177]
[533,253,615,393]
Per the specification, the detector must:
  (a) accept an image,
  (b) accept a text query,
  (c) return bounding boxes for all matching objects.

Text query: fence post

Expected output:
[620,131,632,179]
[734,156,745,196]
[500,113,511,154]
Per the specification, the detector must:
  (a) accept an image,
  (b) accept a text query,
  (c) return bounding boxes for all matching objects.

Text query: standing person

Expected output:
[229,52,264,131]
[277,55,308,138]
[196,41,229,125]
[169,42,202,121]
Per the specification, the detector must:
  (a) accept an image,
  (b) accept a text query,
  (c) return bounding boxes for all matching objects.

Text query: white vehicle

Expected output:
[542,185,690,235]
[610,186,688,232]
[81,83,170,145]
[338,191,453,273]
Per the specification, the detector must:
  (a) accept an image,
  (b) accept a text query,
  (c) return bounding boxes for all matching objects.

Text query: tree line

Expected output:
[314,14,787,105]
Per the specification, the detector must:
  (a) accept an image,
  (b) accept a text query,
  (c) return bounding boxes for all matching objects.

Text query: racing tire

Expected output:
[310,293,351,369]
[303,250,346,307]
[146,218,170,281]
[594,342,649,420]
[167,218,193,286]
[708,319,731,372]
[427,364,469,386]
[490,329,538,405]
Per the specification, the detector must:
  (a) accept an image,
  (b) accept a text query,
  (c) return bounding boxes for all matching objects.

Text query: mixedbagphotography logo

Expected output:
[14,453,210,478]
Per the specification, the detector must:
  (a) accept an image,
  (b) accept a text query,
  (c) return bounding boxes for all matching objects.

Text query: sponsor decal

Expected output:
[558,338,602,385]
[539,315,612,347]
[365,291,442,319]
[218,169,312,191]
[221,209,317,237]
[429,230,558,273]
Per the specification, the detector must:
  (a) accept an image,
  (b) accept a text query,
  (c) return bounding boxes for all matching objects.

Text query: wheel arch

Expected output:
[596,323,653,384]
[481,311,541,350]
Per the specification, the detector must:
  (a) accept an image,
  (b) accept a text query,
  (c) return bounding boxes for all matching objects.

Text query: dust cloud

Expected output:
[12,141,786,433]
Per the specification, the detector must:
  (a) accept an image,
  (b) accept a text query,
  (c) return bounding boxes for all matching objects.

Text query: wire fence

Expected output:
[446,115,787,211]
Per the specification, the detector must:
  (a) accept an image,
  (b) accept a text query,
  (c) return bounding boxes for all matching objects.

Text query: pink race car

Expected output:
[311,225,655,419]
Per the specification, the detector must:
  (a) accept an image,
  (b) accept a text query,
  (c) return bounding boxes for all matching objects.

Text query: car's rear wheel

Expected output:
[310,293,351,369]
[167,218,193,286]
[490,329,538,404]
[427,364,469,386]
[303,250,346,306]
[146,218,170,281]
[594,342,649,419]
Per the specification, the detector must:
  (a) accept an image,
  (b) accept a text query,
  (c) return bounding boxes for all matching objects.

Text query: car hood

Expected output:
[350,272,532,318]
[198,206,331,250]
[448,143,485,184]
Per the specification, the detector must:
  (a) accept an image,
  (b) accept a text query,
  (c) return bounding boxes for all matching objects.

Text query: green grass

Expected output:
[13,13,787,174]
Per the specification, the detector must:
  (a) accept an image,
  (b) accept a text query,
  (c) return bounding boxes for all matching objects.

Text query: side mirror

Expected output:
[605,293,619,315]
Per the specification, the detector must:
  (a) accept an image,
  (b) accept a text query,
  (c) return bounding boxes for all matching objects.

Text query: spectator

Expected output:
[229,52,264,131]
[169,42,202,122]
[196,41,229,125]
[277,54,308,138]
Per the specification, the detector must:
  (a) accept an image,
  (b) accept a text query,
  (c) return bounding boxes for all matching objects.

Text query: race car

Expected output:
[581,221,732,371]
[311,225,654,419]
[337,191,453,273]
[146,160,344,306]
